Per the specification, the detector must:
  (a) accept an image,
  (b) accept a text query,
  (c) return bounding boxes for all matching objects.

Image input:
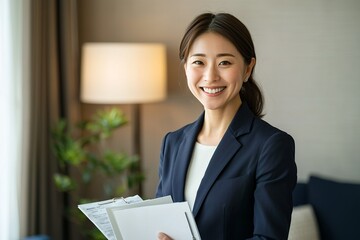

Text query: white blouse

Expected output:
[184,142,217,210]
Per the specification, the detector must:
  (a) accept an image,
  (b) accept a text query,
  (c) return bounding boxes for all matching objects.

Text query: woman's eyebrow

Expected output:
[217,53,236,57]
[189,53,206,57]
[189,53,236,58]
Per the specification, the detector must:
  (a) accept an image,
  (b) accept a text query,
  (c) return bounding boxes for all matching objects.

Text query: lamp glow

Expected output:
[80,43,167,104]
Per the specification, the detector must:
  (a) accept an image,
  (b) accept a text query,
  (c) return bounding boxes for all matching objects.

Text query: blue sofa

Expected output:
[292,175,360,240]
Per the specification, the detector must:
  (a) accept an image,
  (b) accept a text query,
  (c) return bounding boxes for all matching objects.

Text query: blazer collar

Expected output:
[192,103,255,216]
[227,102,255,138]
[171,103,255,214]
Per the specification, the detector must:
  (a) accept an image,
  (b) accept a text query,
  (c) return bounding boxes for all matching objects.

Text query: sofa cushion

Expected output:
[288,204,320,240]
[292,182,308,207]
[308,175,360,240]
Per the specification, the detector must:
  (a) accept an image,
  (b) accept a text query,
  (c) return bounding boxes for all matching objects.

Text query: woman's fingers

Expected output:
[158,232,173,240]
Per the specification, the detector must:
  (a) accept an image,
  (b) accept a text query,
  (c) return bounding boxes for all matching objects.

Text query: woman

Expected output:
[156,12,297,240]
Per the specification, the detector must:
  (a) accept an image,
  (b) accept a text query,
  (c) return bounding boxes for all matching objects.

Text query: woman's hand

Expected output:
[157,232,173,240]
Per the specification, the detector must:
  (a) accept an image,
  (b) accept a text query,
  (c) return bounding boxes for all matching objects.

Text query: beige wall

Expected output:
[78,0,360,198]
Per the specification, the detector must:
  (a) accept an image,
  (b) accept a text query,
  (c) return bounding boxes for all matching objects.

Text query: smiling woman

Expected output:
[156,12,296,240]
[0,0,30,239]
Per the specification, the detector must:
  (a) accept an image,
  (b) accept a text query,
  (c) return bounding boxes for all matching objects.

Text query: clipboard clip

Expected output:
[97,197,129,205]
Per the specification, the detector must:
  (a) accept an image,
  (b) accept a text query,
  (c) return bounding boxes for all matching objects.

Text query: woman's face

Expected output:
[184,32,255,112]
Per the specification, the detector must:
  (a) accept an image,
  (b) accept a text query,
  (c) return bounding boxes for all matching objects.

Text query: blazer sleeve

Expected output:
[155,132,170,198]
[250,131,297,240]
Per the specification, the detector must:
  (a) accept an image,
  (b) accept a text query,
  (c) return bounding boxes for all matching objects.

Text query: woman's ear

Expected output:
[245,58,256,78]
[183,62,188,77]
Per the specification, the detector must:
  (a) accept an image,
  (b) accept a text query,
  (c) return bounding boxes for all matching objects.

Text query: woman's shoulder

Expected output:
[232,103,293,141]
[165,120,198,141]
[253,117,283,133]
[251,117,294,144]
[164,113,204,140]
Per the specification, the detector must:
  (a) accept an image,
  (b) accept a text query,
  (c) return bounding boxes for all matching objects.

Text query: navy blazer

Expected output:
[156,103,297,240]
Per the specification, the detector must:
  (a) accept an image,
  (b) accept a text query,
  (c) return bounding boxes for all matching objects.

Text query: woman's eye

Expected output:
[219,61,231,66]
[192,60,203,65]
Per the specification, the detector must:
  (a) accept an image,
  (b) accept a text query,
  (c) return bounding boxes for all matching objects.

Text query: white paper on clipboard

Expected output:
[78,195,143,240]
[107,198,201,240]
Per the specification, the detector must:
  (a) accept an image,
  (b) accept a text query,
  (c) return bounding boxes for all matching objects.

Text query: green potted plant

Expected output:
[52,107,144,239]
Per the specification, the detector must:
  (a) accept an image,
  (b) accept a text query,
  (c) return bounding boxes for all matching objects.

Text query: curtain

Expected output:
[0,0,30,239]
[27,0,80,239]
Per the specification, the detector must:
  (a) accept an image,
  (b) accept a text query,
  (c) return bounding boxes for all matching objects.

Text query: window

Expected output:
[0,0,30,238]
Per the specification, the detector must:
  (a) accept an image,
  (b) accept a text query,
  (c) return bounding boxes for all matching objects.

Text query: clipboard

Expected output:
[106,197,201,240]
[79,195,201,240]
[106,196,172,239]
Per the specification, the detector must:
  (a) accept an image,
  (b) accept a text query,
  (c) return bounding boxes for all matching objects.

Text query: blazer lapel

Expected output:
[192,132,241,216]
[171,113,204,202]
[192,103,254,217]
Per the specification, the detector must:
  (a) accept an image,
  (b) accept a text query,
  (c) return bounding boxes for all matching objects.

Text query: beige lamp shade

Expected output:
[80,43,167,104]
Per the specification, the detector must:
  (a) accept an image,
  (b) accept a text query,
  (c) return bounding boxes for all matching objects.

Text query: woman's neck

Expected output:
[197,99,241,146]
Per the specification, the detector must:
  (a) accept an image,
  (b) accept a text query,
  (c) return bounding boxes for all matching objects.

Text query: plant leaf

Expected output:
[53,173,76,192]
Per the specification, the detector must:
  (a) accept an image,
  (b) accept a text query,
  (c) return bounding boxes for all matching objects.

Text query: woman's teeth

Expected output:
[203,87,225,94]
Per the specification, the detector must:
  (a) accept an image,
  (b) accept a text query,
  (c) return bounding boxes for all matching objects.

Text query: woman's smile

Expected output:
[201,87,226,95]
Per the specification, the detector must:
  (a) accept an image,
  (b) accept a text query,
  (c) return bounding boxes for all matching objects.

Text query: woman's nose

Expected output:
[204,64,220,82]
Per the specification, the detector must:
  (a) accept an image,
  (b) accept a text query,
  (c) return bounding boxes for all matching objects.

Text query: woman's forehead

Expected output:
[188,32,241,57]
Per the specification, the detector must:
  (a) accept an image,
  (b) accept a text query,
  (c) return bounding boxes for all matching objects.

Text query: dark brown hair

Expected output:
[179,12,264,117]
